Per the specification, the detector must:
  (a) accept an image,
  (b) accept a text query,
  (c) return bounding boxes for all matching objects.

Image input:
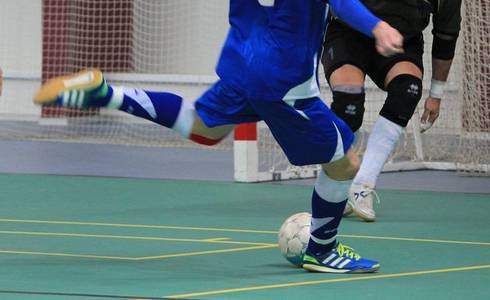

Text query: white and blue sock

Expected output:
[95,85,195,138]
[306,171,351,256]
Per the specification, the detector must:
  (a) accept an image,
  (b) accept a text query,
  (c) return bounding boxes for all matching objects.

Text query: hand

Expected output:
[372,21,404,57]
[420,96,441,133]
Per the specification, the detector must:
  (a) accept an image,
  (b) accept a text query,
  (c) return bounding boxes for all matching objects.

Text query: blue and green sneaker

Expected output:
[302,242,380,273]
[33,68,107,109]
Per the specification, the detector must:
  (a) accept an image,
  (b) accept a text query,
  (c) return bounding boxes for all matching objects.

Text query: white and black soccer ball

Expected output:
[278,212,311,267]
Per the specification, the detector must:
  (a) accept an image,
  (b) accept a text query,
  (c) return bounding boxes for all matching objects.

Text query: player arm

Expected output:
[420,0,462,132]
[420,57,455,133]
[327,0,403,56]
[429,0,462,99]
[327,0,380,37]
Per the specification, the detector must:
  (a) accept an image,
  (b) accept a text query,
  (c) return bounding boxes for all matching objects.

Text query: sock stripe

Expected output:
[310,234,337,246]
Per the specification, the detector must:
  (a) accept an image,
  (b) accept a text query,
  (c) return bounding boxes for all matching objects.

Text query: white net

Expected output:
[0,0,229,148]
[0,0,488,178]
[256,2,490,177]
[257,25,467,177]
[457,0,490,175]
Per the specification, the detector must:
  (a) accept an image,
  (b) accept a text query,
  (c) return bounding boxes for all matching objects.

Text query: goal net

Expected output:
[0,0,488,181]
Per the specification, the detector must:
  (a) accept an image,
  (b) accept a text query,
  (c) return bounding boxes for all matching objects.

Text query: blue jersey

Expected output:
[216,0,380,101]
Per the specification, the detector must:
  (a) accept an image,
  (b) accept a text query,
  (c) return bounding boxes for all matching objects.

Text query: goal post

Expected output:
[234,123,320,182]
[233,1,490,181]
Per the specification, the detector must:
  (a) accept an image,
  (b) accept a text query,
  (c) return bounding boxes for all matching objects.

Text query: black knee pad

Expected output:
[331,91,365,132]
[380,74,423,127]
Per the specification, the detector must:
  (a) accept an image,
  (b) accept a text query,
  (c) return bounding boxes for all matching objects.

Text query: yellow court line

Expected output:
[137,245,275,260]
[0,218,277,234]
[0,245,275,261]
[1,218,489,246]
[0,250,134,260]
[200,237,230,242]
[0,230,275,247]
[167,264,490,299]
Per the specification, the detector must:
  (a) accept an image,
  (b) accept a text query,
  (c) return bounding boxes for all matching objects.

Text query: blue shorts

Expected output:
[195,81,354,166]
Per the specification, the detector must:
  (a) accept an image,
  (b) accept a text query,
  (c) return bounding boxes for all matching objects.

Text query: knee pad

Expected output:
[331,90,365,132]
[380,74,423,127]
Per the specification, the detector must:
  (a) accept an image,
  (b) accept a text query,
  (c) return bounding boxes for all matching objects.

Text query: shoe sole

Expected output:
[303,263,380,274]
[33,68,104,105]
[352,207,376,222]
[343,209,353,217]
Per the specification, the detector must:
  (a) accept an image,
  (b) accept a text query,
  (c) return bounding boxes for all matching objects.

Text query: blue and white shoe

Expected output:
[302,242,380,273]
[33,68,107,109]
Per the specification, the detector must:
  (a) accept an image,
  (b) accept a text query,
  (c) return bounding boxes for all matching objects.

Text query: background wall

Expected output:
[0,0,42,117]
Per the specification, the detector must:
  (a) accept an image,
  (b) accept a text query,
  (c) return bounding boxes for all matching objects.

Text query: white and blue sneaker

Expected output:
[33,68,107,109]
[302,242,380,273]
[349,183,379,222]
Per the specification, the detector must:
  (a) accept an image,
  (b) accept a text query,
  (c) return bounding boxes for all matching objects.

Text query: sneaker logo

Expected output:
[337,258,351,268]
[63,72,94,88]
[321,253,337,264]
[354,191,368,200]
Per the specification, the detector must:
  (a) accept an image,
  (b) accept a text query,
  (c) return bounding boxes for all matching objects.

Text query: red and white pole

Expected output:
[233,123,259,182]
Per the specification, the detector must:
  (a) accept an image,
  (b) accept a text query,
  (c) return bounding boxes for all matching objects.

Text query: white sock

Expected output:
[171,99,196,138]
[353,116,403,187]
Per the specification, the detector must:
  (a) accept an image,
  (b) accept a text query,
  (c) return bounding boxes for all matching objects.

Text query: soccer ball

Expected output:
[278,212,311,267]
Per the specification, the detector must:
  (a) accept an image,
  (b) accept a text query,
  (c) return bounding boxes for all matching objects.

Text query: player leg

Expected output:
[249,97,379,273]
[322,20,371,217]
[33,69,242,145]
[351,57,423,222]
[346,34,424,222]
[328,65,366,217]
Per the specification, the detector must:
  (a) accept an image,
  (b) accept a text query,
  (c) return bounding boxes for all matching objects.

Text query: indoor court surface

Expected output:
[0,142,489,300]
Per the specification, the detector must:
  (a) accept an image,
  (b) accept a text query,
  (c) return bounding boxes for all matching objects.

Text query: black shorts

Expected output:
[322,20,424,90]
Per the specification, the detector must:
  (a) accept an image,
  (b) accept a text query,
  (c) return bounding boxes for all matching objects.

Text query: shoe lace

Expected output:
[354,185,381,205]
[336,242,361,260]
[371,188,381,204]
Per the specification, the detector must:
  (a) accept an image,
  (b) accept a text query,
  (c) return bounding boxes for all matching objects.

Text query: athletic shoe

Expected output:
[33,68,106,109]
[343,202,353,216]
[348,183,379,222]
[302,242,380,273]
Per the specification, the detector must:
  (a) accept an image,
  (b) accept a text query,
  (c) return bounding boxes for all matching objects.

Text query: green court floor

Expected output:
[0,174,489,299]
